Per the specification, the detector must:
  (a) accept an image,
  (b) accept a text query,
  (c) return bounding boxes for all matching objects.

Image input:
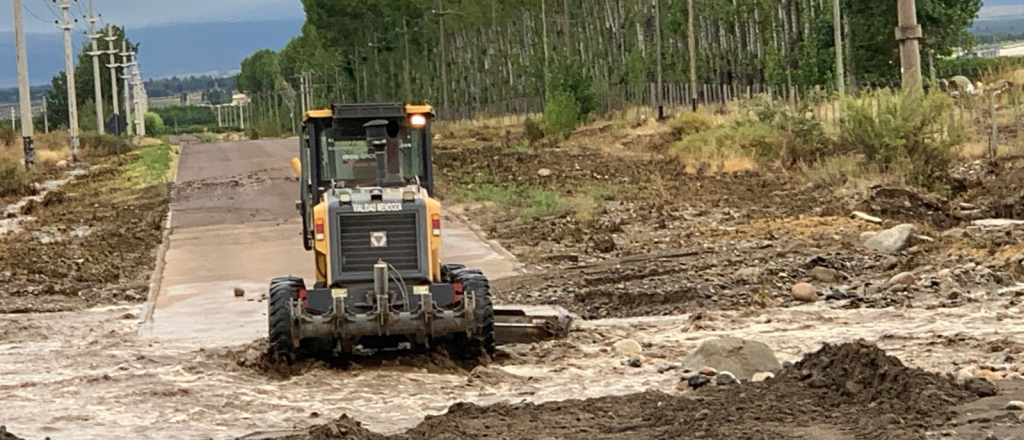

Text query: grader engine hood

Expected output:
[326,187,433,284]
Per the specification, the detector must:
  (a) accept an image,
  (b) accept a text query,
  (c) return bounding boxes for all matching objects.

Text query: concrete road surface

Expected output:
[140,138,520,347]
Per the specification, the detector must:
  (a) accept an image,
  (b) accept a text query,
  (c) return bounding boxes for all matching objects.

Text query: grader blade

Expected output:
[493,305,575,345]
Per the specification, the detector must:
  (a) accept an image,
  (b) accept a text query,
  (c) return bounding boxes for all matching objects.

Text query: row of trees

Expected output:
[238,0,982,115]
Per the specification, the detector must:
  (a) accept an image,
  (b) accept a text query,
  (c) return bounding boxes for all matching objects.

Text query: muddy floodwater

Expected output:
[1,292,1021,439]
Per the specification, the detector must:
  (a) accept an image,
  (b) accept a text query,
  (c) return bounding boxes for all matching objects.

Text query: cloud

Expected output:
[1,0,304,33]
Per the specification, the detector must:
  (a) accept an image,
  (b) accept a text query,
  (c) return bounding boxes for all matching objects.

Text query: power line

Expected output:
[22,4,50,24]
[41,0,61,20]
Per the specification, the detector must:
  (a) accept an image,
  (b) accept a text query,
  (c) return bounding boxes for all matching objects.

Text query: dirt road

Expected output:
[140,138,520,347]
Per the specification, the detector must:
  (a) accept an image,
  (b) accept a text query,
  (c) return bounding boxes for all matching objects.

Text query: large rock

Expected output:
[791,283,818,303]
[863,224,918,254]
[682,337,781,381]
[613,339,642,357]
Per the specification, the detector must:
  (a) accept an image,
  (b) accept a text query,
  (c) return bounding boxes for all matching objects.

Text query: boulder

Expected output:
[537,168,553,178]
[681,337,781,381]
[1006,401,1024,411]
[863,224,918,254]
[613,339,642,357]
[791,283,818,303]
[860,231,879,242]
[851,211,883,223]
[752,372,775,382]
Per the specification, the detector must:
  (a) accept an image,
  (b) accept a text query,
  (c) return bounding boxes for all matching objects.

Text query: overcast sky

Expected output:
[1,0,304,33]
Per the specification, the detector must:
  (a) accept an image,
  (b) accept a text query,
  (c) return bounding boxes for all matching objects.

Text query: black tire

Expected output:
[269,276,304,362]
[453,271,495,359]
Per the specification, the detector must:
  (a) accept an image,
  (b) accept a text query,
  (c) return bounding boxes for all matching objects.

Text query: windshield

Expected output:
[318,122,426,187]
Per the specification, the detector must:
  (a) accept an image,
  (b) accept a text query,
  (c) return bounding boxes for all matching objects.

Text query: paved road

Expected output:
[140,138,520,346]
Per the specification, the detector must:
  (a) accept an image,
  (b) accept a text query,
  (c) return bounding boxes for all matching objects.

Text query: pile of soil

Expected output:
[0,426,26,440]
[0,164,169,313]
[265,342,973,440]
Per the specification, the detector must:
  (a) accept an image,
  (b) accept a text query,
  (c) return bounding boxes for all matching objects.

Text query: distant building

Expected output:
[955,42,1024,58]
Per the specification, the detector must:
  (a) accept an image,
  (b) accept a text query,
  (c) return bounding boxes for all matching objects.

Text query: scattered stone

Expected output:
[624,357,642,368]
[879,414,904,426]
[886,272,916,287]
[657,364,680,374]
[1006,401,1024,411]
[592,237,616,254]
[808,267,839,283]
[973,219,1024,228]
[791,283,818,303]
[942,228,967,238]
[963,377,999,398]
[955,368,975,384]
[700,366,718,376]
[751,372,775,382]
[42,190,66,207]
[55,160,69,169]
[642,348,667,359]
[915,235,935,243]
[233,287,246,297]
[681,337,781,380]
[734,267,762,282]
[536,168,553,177]
[687,374,711,389]
[613,339,643,357]
[852,211,883,224]
[714,371,739,386]
[863,224,918,254]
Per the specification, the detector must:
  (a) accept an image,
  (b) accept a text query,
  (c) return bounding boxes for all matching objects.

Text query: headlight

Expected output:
[338,193,352,204]
[410,114,427,127]
[402,191,416,202]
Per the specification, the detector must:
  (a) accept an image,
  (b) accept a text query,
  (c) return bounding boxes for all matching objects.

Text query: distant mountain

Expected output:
[0,18,303,88]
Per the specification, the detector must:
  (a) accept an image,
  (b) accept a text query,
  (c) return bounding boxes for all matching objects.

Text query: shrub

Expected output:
[144,112,166,137]
[543,93,581,139]
[0,126,16,146]
[246,127,262,140]
[668,111,714,138]
[671,120,781,165]
[523,118,545,143]
[549,59,596,118]
[839,88,964,187]
[0,157,32,197]
[80,133,129,157]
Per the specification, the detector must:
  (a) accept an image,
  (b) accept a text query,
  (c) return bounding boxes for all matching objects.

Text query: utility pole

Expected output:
[833,0,845,96]
[43,96,49,133]
[541,0,550,98]
[130,54,144,137]
[654,0,664,118]
[13,0,35,169]
[105,24,120,134]
[896,0,923,89]
[120,40,133,137]
[432,2,454,109]
[58,0,81,161]
[86,1,104,134]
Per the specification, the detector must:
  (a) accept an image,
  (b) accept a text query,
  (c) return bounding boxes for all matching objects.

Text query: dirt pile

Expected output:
[0,427,26,440]
[784,341,974,419]
[262,342,972,440]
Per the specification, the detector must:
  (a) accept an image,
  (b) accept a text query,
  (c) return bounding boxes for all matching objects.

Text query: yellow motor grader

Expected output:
[271,103,571,360]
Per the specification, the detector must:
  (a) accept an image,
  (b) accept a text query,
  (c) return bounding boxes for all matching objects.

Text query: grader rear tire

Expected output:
[268,276,304,362]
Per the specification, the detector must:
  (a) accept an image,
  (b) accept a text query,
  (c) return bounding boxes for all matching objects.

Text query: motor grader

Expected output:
[270,103,571,360]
